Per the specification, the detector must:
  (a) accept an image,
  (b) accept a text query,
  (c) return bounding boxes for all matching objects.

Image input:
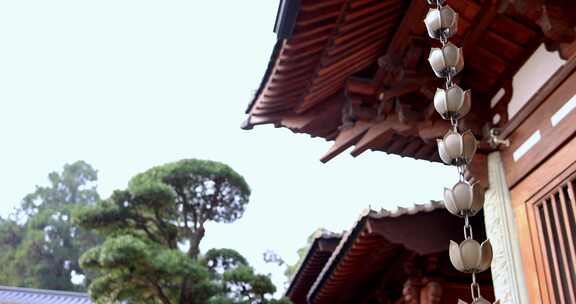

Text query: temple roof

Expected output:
[286,202,491,304]
[0,286,91,304]
[285,231,341,304]
[243,0,576,163]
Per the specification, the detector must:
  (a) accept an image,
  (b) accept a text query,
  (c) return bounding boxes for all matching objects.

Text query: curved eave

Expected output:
[285,233,341,304]
[307,201,487,303]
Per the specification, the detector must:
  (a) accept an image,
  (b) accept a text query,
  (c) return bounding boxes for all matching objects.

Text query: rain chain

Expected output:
[424,1,499,303]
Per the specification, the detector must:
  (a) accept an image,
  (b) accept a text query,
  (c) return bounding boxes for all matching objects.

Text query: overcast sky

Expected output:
[0,0,455,293]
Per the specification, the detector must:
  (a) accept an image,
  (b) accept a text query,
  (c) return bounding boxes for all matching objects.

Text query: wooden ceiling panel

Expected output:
[489,15,539,46]
[297,10,341,27]
[462,65,499,92]
[291,24,336,43]
[467,47,508,77]
[339,2,403,33]
[448,0,481,21]
[345,0,403,22]
[479,31,525,63]
[301,0,344,12]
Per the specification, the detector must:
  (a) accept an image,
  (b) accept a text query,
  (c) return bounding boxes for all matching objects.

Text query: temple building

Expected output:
[286,203,494,303]
[243,0,576,303]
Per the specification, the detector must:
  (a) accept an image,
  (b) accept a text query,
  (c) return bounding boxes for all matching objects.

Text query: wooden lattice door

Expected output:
[503,47,576,304]
[526,165,576,303]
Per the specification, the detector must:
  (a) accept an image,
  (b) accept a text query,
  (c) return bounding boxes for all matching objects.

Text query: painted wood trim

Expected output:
[502,68,576,187]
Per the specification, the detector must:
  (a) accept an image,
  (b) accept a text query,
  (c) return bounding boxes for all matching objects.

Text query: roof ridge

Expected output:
[313,228,341,239]
[369,200,444,218]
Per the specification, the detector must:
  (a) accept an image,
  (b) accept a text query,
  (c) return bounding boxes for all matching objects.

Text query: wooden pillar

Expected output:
[483,152,529,303]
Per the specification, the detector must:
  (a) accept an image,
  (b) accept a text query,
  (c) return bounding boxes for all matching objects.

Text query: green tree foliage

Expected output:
[206,249,291,304]
[128,159,251,258]
[0,161,101,291]
[76,159,289,304]
[205,248,248,273]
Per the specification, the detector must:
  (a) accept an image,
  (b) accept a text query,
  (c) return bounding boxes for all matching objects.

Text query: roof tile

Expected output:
[0,286,91,304]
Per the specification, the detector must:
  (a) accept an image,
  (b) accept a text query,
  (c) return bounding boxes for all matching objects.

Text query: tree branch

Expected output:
[147,278,172,304]
[128,214,161,244]
[153,208,177,249]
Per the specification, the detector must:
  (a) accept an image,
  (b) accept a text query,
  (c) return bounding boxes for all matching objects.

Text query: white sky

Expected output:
[0,0,455,294]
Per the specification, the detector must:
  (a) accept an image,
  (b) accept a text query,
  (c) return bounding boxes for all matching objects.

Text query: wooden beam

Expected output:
[281,115,318,131]
[339,1,402,34]
[417,120,450,140]
[299,54,379,113]
[379,80,422,102]
[504,0,576,56]
[349,113,450,158]
[462,0,501,57]
[300,0,343,13]
[244,114,279,128]
[374,0,427,85]
[283,35,330,52]
[323,36,384,65]
[344,0,402,22]
[294,0,353,114]
[347,70,437,104]
[414,143,436,160]
[333,11,399,46]
[248,40,287,116]
[296,10,341,27]
[385,0,425,55]
[351,115,412,157]
[318,41,384,77]
[351,122,395,157]
[401,140,422,157]
[298,94,345,135]
[289,23,335,43]
[320,121,371,163]
[346,77,377,96]
[327,24,394,57]
[539,2,576,45]
[466,153,489,189]
[387,137,410,155]
[280,46,325,62]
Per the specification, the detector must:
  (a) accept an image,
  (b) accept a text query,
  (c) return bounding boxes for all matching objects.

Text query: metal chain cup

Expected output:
[424,1,500,303]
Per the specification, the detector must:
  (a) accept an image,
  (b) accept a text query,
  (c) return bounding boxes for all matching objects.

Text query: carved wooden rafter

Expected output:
[348,71,439,100]
[319,0,463,163]
[320,113,451,161]
[342,0,434,113]
[350,115,410,157]
[320,120,372,163]
[503,0,576,58]
[281,93,345,135]
[317,0,564,164]
[346,73,440,124]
